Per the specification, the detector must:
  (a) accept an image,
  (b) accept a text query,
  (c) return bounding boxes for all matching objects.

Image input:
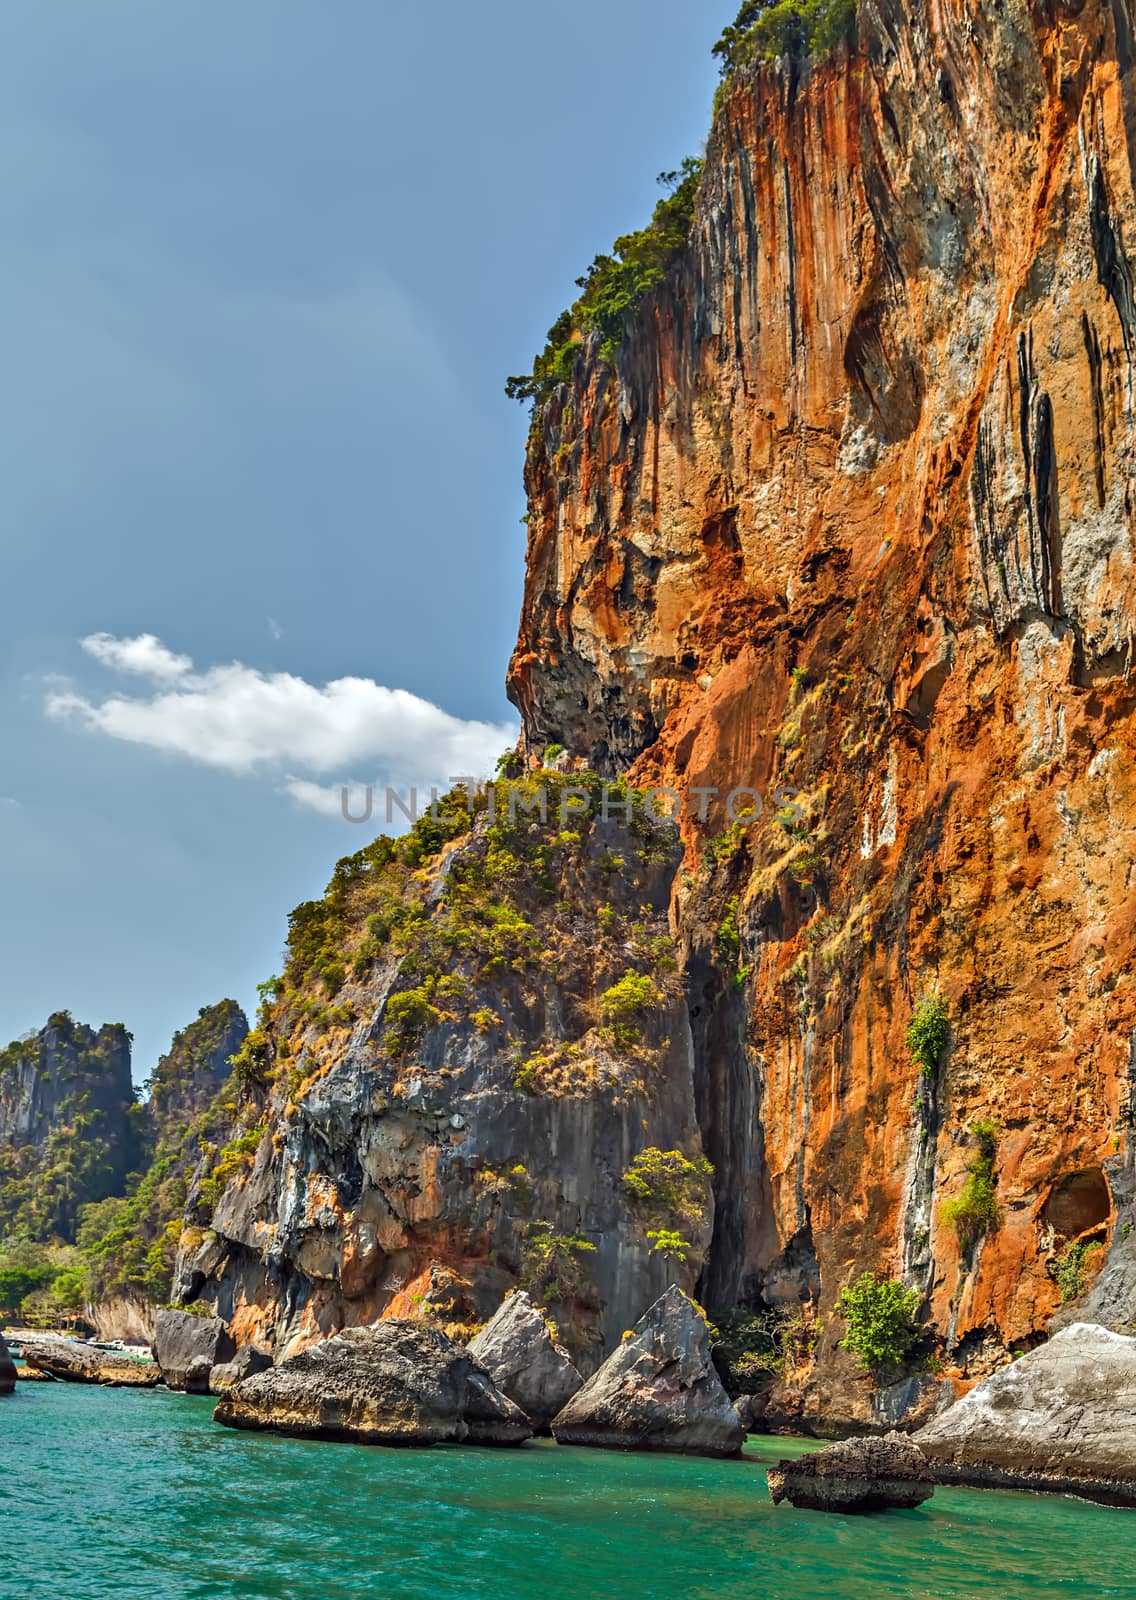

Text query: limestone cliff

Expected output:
[507,0,1136,1419]
[180,0,1136,1427]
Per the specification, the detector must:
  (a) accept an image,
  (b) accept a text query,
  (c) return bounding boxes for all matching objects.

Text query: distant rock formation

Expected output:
[768,1434,934,1513]
[0,1013,137,1240]
[551,1286,744,1457]
[916,1323,1136,1506]
[145,1000,248,1149]
[468,1291,582,1430]
[213,1322,532,1447]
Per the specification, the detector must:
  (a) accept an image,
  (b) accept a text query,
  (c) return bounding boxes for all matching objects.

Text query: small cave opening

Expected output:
[1042,1166,1112,1239]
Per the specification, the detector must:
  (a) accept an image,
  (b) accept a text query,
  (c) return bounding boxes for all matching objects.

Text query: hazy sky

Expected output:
[0,1,719,1080]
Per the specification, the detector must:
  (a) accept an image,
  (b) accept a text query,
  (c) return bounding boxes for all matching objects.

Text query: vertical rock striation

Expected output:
[506,0,1136,1417]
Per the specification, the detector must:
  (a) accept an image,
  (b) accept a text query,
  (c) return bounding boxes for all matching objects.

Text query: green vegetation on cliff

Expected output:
[941,1119,1000,1251]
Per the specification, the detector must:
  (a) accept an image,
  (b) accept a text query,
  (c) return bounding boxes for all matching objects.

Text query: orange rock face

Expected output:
[508,0,1136,1411]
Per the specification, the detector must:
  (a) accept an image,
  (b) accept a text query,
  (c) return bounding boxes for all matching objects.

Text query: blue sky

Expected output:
[0,1,719,1081]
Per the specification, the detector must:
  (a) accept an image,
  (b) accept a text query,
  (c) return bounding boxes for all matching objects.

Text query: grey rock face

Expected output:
[767,1433,934,1513]
[551,1285,745,1457]
[467,1291,582,1429]
[209,1345,273,1396]
[0,1334,15,1395]
[213,1321,532,1447]
[916,1323,1136,1506]
[21,1338,160,1388]
[154,1309,235,1391]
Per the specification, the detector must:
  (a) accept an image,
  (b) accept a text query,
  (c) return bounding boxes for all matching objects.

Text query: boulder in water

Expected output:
[21,1338,160,1387]
[213,1321,532,1447]
[467,1291,582,1430]
[551,1286,745,1457]
[154,1309,235,1391]
[915,1322,1136,1506]
[767,1433,934,1512]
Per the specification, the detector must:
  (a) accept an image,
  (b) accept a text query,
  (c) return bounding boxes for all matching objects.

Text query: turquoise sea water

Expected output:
[3,1381,1135,1600]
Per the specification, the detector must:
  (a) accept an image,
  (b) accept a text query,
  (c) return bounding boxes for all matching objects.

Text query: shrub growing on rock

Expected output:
[837,1272,923,1371]
[907,995,949,1078]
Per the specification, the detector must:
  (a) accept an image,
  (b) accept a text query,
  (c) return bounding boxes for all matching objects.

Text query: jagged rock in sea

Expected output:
[767,1433,935,1513]
[551,1286,744,1457]
[0,1333,15,1395]
[153,1309,236,1392]
[21,1338,160,1388]
[467,1290,582,1430]
[213,1322,532,1447]
[915,1323,1136,1507]
[209,1345,273,1396]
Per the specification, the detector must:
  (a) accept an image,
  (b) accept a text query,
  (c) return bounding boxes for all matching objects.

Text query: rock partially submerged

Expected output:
[154,1309,235,1392]
[467,1291,582,1430]
[213,1321,532,1446]
[209,1345,273,1396]
[22,1338,160,1388]
[551,1286,745,1458]
[768,1433,934,1513]
[916,1322,1136,1506]
[0,1334,15,1395]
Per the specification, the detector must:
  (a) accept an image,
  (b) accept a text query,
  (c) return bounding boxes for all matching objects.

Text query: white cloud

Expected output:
[47,633,518,806]
[81,631,193,681]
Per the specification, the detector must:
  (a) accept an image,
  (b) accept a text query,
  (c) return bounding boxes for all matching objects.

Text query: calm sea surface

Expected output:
[3,1380,1135,1600]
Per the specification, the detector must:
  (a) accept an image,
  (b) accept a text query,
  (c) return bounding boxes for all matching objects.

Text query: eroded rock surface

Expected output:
[467,1291,582,1429]
[768,1433,934,1513]
[22,1338,160,1388]
[209,1345,273,1396]
[916,1323,1136,1505]
[551,1286,744,1457]
[213,1321,532,1447]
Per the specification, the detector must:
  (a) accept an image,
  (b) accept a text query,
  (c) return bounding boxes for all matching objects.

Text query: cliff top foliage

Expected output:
[712,0,857,73]
[505,159,703,407]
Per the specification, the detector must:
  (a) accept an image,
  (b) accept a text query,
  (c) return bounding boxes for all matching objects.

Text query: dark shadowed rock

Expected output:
[213,1321,532,1446]
[0,1334,15,1395]
[154,1309,235,1391]
[209,1345,273,1396]
[767,1433,934,1512]
[916,1323,1136,1506]
[551,1286,744,1457]
[22,1338,160,1388]
[467,1291,582,1430]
